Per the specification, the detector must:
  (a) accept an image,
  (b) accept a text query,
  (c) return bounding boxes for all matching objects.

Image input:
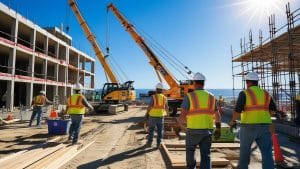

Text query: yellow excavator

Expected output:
[68,0,135,111]
[107,3,194,115]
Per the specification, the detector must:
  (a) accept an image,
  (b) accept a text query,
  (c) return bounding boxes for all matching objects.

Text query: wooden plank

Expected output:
[165,143,240,149]
[161,143,173,164]
[171,158,230,167]
[1,144,65,169]
[28,140,95,169]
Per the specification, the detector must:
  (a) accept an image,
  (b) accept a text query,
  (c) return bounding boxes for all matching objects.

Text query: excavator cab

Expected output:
[101,81,136,103]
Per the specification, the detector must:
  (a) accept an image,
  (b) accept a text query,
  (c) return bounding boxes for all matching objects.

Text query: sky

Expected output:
[1,0,299,89]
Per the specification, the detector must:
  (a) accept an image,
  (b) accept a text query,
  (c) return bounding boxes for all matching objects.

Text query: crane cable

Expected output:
[121,13,193,80]
[106,9,130,83]
[144,38,188,80]
[139,27,192,75]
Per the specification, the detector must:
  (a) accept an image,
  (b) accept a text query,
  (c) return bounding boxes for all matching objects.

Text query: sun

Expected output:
[228,0,290,25]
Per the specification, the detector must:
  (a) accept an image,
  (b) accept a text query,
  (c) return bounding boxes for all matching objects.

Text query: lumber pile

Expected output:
[0,141,95,169]
[0,118,20,125]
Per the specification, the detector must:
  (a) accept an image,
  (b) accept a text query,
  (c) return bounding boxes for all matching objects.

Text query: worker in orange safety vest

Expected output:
[29,90,52,127]
[67,83,94,144]
[145,82,168,148]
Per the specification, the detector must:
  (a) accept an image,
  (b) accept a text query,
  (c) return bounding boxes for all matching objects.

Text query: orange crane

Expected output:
[107,3,194,115]
[68,0,135,110]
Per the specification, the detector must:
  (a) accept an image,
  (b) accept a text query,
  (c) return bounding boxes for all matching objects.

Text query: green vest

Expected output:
[241,86,272,124]
[186,90,215,129]
[149,94,167,117]
[67,94,85,114]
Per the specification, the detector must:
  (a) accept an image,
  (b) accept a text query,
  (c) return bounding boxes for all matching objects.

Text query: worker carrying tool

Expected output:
[229,72,277,169]
[67,83,94,145]
[29,90,53,127]
[145,82,168,148]
[177,72,221,169]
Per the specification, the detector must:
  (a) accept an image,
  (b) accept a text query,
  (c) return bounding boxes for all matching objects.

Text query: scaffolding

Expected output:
[232,3,300,121]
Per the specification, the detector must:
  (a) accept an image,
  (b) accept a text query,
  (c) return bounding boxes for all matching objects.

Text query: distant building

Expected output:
[0,2,95,110]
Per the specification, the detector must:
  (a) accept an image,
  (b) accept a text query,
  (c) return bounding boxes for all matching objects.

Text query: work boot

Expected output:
[145,141,152,147]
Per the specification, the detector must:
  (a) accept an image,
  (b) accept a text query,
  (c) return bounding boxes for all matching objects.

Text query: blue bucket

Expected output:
[47,119,71,135]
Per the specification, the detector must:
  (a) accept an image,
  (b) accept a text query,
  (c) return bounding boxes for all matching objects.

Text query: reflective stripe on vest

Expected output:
[149,94,167,117]
[241,86,272,124]
[67,94,85,114]
[34,95,45,106]
[186,90,215,129]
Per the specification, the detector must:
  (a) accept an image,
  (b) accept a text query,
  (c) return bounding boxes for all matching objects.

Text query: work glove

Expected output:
[144,113,149,121]
[229,120,237,132]
[214,128,221,140]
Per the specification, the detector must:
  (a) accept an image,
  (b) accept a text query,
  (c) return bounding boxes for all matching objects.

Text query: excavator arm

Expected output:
[69,0,118,83]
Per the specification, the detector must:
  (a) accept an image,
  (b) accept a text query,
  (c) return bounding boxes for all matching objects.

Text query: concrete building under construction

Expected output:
[0,2,95,111]
[232,3,300,122]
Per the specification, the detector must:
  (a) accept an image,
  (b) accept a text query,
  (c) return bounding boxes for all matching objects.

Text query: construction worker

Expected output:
[145,82,168,148]
[67,83,93,144]
[217,95,225,115]
[29,90,53,127]
[177,72,221,169]
[229,72,276,169]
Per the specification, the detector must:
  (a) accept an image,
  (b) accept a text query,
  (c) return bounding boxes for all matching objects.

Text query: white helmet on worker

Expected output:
[245,72,259,81]
[74,83,83,90]
[155,82,164,89]
[40,90,46,95]
[193,72,206,81]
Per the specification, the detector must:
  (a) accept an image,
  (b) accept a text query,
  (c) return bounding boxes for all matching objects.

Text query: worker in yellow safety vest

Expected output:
[177,72,221,169]
[229,72,277,169]
[67,83,94,144]
[145,82,168,148]
[29,90,53,127]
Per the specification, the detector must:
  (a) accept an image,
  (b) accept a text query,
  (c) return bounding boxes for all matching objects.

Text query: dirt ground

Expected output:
[1,106,299,169]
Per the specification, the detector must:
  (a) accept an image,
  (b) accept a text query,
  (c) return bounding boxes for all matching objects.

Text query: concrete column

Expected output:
[77,54,80,84]
[91,61,95,74]
[11,17,17,43]
[30,28,36,50]
[6,81,14,111]
[11,15,19,44]
[44,37,49,55]
[55,43,59,58]
[91,75,95,89]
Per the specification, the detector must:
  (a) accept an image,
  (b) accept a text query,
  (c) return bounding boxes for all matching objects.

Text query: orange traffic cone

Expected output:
[49,111,58,119]
[272,133,284,163]
[6,114,13,120]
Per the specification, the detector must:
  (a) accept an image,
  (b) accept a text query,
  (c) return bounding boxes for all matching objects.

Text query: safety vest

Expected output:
[67,94,85,114]
[186,90,215,129]
[34,95,45,107]
[149,94,167,117]
[241,86,272,124]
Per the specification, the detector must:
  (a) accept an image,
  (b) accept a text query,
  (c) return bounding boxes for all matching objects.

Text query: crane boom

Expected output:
[69,0,118,83]
[107,3,179,89]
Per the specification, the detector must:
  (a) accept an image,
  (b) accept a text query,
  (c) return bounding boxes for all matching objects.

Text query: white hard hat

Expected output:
[245,72,259,81]
[40,90,46,95]
[74,83,83,90]
[193,72,206,81]
[155,82,164,89]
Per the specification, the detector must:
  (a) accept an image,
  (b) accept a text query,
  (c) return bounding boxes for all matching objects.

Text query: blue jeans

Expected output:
[238,124,274,169]
[148,116,164,145]
[186,129,212,169]
[29,107,43,126]
[69,114,83,144]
